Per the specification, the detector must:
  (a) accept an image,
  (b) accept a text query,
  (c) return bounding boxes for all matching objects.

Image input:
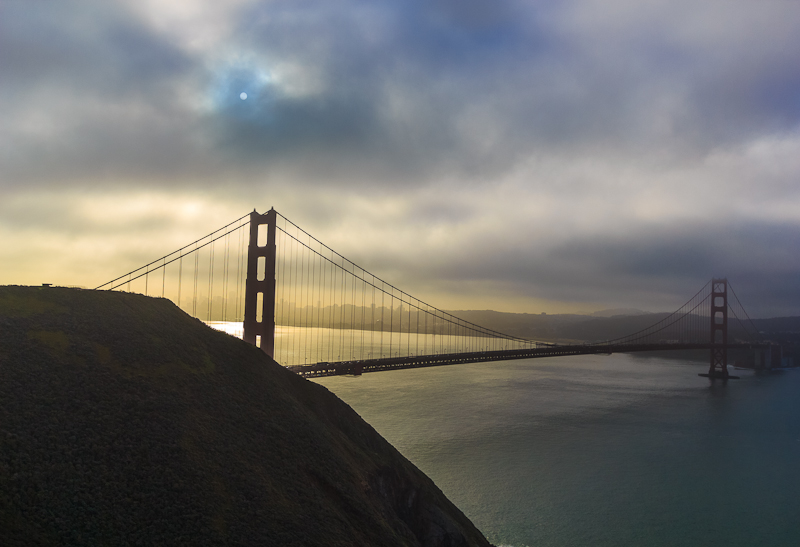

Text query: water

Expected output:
[314,354,800,546]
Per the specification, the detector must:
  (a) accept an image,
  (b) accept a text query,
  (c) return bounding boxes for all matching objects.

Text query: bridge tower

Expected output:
[243,208,277,357]
[708,278,729,379]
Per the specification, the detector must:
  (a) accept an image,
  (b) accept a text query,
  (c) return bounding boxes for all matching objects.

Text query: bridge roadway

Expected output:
[286,342,769,378]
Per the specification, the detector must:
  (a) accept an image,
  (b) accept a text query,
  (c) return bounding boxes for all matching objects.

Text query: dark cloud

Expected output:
[203,0,800,183]
[1,0,799,317]
[0,2,193,106]
[367,219,800,317]
[3,0,799,186]
[0,1,205,187]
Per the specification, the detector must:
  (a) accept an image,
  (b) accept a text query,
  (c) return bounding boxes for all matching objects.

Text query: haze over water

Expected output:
[206,323,533,367]
[315,353,800,546]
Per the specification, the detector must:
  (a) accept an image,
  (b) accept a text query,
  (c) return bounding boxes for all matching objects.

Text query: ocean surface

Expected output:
[313,353,800,546]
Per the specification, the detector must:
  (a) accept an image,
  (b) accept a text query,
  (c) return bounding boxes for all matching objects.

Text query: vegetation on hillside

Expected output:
[0,286,491,546]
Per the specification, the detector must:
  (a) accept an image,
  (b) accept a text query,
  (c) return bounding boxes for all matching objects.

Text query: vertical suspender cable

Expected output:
[308,243,315,362]
[415,299,420,356]
[371,274,376,358]
[389,289,394,358]
[292,231,299,363]
[350,264,356,360]
[240,222,247,320]
[316,250,322,362]
[223,232,230,321]
[361,270,366,360]
[424,304,428,356]
[298,238,305,362]
[319,245,325,363]
[316,246,323,363]
[192,245,199,317]
[234,225,240,322]
[274,227,280,363]
[208,239,215,321]
[398,294,402,357]
[406,299,410,357]
[177,253,183,311]
[303,236,310,364]
[340,257,346,358]
[380,282,385,357]
[329,258,334,361]
[276,225,284,363]
[304,236,310,364]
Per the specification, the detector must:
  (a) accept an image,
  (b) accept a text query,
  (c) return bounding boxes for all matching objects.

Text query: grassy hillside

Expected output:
[0,286,491,546]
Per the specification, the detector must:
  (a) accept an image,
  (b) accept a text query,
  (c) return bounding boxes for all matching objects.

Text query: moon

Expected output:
[240,92,247,100]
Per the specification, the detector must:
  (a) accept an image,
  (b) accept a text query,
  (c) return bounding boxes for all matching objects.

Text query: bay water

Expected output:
[205,322,800,545]
[313,354,800,546]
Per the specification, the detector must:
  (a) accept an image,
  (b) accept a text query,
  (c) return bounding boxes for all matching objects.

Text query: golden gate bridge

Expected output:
[95,208,773,380]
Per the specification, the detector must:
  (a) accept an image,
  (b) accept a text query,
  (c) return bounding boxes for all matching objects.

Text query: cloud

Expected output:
[1,0,800,316]
[5,0,800,186]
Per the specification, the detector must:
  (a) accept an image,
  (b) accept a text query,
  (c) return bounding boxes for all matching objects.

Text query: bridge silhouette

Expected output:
[96,208,772,380]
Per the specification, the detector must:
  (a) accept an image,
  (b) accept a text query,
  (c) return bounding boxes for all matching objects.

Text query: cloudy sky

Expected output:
[2,0,799,317]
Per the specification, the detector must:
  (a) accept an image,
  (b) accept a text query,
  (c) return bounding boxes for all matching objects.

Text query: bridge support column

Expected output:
[707,278,729,379]
[243,208,277,358]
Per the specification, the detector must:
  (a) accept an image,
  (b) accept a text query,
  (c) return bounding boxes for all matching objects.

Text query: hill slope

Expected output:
[0,286,491,546]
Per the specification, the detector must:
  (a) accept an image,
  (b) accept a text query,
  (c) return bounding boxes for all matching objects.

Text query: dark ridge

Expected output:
[0,286,491,547]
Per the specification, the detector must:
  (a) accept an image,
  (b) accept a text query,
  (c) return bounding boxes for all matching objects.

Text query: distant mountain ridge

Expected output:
[447,309,800,344]
[590,308,650,317]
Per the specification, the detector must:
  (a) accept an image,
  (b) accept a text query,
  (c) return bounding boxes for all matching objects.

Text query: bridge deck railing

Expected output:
[288,342,772,378]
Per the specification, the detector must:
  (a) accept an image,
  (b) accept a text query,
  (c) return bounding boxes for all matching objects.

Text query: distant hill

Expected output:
[751,317,800,334]
[0,286,491,547]
[449,309,800,344]
[445,310,588,342]
[590,308,649,317]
